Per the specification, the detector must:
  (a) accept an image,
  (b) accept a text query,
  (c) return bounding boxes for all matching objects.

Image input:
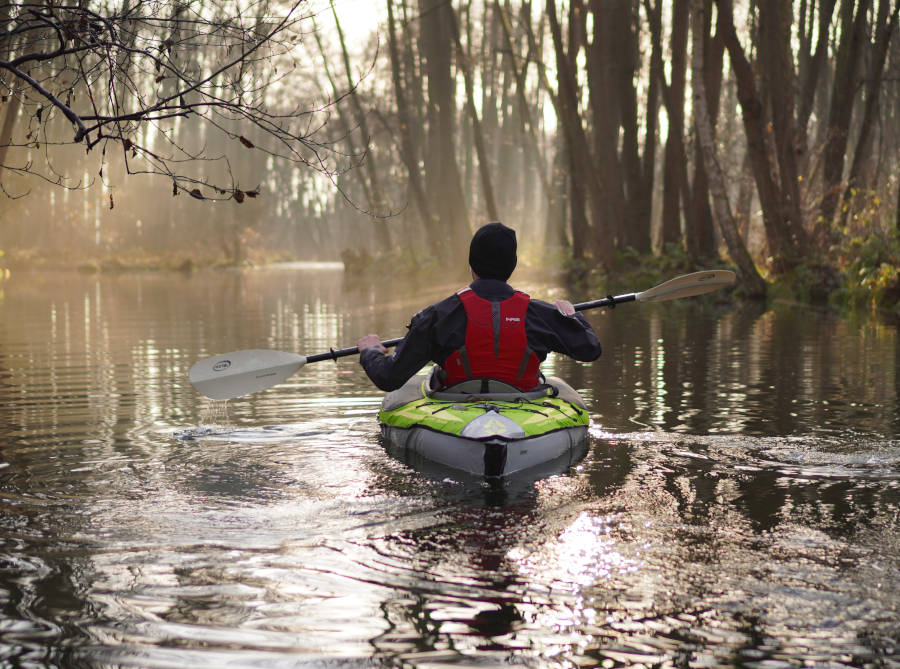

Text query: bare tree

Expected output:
[419,0,469,257]
[840,0,900,228]
[691,0,766,297]
[819,0,874,228]
[718,0,809,270]
[0,0,357,200]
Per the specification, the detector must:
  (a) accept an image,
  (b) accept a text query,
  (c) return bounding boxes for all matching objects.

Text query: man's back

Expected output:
[360,279,602,392]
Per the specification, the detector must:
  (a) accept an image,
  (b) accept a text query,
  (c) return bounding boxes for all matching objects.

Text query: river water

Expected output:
[0,264,898,667]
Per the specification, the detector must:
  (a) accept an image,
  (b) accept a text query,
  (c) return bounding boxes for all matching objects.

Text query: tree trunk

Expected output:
[691,0,766,297]
[718,0,807,271]
[587,0,627,250]
[614,1,652,254]
[840,0,900,229]
[896,172,900,234]
[757,1,809,258]
[0,95,21,176]
[647,0,690,248]
[638,0,662,254]
[545,143,570,253]
[448,3,498,221]
[819,0,873,227]
[386,0,438,246]
[796,0,837,176]
[546,0,614,269]
[330,1,392,252]
[687,0,722,262]
[419,0,470,257]
[494,1,552,202]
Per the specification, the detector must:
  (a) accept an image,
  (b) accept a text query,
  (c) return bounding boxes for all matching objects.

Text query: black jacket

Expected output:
[360,279,602,392]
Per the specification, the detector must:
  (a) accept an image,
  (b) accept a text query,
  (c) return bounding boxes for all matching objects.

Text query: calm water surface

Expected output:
[0,265,898,667]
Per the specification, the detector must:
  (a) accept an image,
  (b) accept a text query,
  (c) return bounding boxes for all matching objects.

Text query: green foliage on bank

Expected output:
[830,227,900,314]
[579,226,900,318]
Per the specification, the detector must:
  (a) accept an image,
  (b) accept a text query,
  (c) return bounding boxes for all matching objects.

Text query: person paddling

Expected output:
[357,221,603,392]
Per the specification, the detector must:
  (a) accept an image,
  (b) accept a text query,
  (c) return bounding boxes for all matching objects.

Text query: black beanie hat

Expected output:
[469,222,517,280]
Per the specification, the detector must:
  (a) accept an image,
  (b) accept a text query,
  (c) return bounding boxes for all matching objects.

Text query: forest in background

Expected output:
[0,0,899,311]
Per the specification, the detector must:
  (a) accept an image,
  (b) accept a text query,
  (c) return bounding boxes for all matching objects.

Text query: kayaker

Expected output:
[357,221,603,392]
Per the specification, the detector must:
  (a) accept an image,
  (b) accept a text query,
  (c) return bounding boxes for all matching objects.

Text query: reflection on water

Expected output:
[1,266,899,667]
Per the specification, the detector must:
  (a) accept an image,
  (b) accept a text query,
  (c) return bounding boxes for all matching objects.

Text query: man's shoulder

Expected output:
[411,291,463,324]
[525,296,556,313]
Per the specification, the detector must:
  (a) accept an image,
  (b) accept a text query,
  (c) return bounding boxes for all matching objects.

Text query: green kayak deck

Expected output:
[379,375,590,477]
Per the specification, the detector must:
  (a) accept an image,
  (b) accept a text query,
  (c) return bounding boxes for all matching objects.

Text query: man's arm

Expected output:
[527,300,602,362]
[358,310,437,392]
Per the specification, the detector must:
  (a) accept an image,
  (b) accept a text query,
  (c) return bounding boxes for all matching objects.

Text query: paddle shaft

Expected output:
[306,293,636,364]
[189,270,733,399]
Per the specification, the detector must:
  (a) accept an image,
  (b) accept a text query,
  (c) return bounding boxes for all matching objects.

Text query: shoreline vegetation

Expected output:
[3,238,898,320]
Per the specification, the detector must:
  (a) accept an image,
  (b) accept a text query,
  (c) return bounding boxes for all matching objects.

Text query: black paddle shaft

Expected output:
[304,293,636,364]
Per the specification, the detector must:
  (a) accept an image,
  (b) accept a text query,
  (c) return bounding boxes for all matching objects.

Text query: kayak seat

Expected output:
[380,373,588,412]
[429,374,588,409]
[429,377,555,402]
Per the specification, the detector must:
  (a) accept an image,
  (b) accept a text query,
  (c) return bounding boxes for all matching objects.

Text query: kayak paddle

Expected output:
[189,269,735,400]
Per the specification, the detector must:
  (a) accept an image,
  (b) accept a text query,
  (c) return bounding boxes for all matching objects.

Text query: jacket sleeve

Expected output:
[359,309,437,392]
[526,300,602,362]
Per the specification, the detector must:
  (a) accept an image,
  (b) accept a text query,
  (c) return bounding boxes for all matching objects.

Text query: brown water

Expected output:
[1,265,898,667]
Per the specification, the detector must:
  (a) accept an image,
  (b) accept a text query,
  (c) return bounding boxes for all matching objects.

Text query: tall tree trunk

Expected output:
[587,0,627,250]
[546,0,614,269]
[718,0,807,271]
[638,0,663,254]
[419,0,470,257]
[545,143,570,252]
[796,0,837,175]
[313,23,374,206]
[448,2,498,221]
[757,1,810,259]
[386,0,438,246]
[494,1,551,201]
[896,173,900,234]
[687,0,722,262]
[0,95,21,176]
[840,0,900,228]
[647,0,690,248]
[330,2,392,252]
[614,1,652,253]
[819,0,874,227]
[691,0,766,297]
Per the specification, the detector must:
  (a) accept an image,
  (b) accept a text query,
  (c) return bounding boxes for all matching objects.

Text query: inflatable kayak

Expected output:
[378,374,590,478]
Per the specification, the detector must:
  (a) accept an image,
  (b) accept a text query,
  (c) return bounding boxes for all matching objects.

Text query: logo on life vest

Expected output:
[505,316,521,322]
[213,360,232,372]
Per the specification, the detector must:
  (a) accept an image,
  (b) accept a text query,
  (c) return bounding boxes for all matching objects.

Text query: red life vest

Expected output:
[441,287,541,390]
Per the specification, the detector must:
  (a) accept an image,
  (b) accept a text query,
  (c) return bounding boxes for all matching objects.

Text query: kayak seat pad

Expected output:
[380,373,587,412]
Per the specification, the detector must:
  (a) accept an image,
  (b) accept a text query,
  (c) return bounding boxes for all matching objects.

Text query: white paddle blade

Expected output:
[189,349,307,400]
[636,270,736,303]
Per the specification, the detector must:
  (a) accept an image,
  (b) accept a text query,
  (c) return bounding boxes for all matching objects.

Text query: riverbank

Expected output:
[2,241,898,319]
